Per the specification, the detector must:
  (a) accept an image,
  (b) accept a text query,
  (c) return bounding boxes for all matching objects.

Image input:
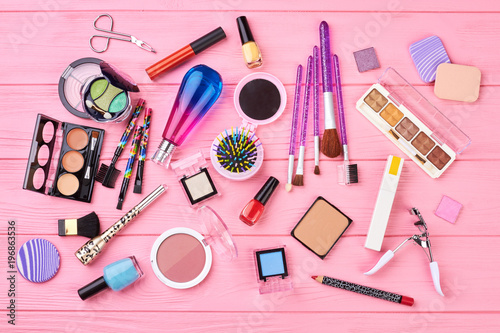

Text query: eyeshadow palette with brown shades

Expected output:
[23,114,104,202]
[355,68,471,178]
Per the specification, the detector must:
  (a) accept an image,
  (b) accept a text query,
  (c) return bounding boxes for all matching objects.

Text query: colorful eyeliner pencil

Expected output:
[319,21,341,158]
[313,46,321,175]
[117,126,143,210]
[312,275,414,306]
[333,54,358,185]
[285,65,303,192]
[97,99,145,188]
[134,108,152,194]
[293,56,313,187]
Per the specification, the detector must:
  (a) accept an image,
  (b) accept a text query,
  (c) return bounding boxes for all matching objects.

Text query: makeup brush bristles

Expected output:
[58,212,100,239]
[314,165,320,175]
[321,129,341,158]
[292,174,303,186]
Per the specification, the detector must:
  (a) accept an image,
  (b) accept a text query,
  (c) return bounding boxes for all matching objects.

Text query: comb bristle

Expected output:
[95,163,109,183]
[101,164,121,188]
[345,164,358,184]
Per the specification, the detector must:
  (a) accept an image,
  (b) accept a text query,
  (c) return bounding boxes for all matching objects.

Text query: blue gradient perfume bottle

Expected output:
[152,64,223,168]
[78,256,143,300]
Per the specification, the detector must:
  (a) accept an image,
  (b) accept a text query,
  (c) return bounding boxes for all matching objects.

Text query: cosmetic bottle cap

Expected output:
[78,276,108,300]
[254,176,279,205]
[236,16,255,44]
[151,139,176,169]
[190,27,226,55]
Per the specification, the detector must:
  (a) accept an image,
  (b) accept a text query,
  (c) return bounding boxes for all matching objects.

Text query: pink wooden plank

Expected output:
[1,158,498,238]
[1,11,499,85]
[0,235,499,312]
[5,311,500,333]
[0,84,488,161]
[3,0,500,12]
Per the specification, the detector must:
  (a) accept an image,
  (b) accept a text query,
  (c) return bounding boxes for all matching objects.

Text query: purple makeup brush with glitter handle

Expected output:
[333,55,347,145]
[294,56,313,182]
[319,22,333,93]
[286,65,303,191]
[313,46,320,174]
[289,65,303,155]
[300,57,312,147]
[319,21,340,158]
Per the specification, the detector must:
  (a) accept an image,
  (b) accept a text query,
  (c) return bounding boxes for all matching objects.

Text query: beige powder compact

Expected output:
[291,197,352,259]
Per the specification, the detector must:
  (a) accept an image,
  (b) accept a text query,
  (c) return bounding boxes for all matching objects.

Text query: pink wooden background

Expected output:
[1,0,499,332]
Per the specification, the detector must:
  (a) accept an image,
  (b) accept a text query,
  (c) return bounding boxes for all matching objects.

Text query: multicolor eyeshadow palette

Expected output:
[356,68,471,178]
[58,58,139,123]
[23,114,104,202]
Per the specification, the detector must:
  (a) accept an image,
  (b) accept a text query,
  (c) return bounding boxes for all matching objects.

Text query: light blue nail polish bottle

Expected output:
[78,256,143,300]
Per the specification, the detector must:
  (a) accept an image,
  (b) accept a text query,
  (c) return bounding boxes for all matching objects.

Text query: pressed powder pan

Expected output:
[291,197,352,259]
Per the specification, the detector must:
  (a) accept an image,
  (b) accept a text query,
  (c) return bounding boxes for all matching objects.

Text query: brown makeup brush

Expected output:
[319,21,341,158]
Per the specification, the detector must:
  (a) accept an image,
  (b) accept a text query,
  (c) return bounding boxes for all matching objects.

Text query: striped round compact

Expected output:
[409,35,450,83]
[17,238,60,283]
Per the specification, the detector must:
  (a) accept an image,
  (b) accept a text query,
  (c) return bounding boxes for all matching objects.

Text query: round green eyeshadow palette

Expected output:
[58,58,139,123]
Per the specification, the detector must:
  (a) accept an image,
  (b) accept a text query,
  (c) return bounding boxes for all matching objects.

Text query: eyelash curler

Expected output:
[364,207,444,296]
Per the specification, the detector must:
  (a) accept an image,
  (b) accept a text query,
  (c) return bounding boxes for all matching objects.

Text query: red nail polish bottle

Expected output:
[240,176,279,226]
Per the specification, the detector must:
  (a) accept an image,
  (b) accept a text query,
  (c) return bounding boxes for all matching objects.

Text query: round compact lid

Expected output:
[100,61,139,92]
[233,72,287,127]
[197,206,238,261]
[58,57,102,119]
[17,238,60,283]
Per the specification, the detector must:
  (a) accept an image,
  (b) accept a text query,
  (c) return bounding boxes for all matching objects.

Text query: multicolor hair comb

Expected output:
[210,127,263,181]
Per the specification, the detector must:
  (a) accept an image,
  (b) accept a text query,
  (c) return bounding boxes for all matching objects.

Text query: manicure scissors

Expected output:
[89,14,156,53]
[364,207,444,296]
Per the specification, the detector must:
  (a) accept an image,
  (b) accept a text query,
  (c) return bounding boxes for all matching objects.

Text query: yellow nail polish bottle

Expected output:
[237,16,262,69]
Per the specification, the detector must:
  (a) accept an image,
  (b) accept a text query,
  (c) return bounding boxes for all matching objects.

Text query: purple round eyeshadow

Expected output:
[17,238,60,283]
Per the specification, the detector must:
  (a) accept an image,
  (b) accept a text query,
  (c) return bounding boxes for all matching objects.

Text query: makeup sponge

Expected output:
[434,63,481,102]
[409,35,450,83]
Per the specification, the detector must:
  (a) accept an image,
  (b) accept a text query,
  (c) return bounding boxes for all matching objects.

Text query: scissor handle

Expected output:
[90,14,132,53]
[90,34,130,53]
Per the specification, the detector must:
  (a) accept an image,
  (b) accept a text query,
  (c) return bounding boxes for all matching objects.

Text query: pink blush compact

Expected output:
[150,206,237,289]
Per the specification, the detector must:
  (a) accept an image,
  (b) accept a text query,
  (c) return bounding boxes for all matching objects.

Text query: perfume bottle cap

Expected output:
[151,139,176,168]
[236,16,255,44]
[254,176,279,205]
[78,276,108,300]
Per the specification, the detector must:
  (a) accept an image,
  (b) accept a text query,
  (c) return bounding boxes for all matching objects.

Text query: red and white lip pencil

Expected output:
[312,275,414,306]
[146,27,226,80]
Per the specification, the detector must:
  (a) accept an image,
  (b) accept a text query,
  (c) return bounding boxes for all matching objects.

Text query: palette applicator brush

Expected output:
[286,65,303,192]
[293,56,313,187]
[134,108,152,194]
[319,21,341,158]
[58,212,100,238]
[333,54,358,185]
[313,46,320,175]
[96,99,145,188]
[117,126,143,210]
